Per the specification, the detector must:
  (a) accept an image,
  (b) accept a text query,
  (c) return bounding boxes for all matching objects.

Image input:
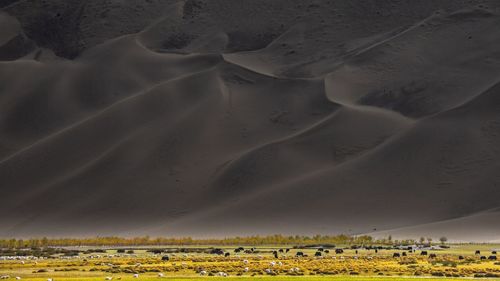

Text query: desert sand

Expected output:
[0,0,500,241]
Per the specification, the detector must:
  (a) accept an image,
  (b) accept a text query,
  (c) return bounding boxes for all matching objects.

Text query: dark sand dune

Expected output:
[1,0,500,240]
[161,80,500,239]
[370,208,500,243]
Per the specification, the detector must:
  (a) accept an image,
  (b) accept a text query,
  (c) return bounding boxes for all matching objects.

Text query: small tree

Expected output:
[427,237,433,245]
[419,237,425,244]
[439,236,448,244]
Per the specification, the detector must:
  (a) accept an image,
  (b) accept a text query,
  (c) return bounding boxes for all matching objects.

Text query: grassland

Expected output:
[1,245,499,281]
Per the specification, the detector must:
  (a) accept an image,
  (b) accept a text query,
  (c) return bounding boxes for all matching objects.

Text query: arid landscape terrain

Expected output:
[1,0,500,241]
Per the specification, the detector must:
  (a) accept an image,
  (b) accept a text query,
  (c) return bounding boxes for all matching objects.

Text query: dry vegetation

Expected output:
[1,241,499,280]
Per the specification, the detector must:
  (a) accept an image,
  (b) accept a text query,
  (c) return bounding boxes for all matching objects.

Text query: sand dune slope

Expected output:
[1,1,500,239]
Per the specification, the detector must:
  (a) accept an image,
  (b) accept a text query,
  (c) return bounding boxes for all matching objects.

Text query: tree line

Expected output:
[0,234,387,248]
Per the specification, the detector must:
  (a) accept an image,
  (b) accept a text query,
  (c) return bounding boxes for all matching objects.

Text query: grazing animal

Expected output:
[244,267,249,272]
[1,276,10,280]
[224,252,230,257]
[47,279,53,281]
[375,249,378,253]
[324,249,330,254]
[161,255,169,261]
[158,273,164,277]
[421,251,428,256]
[480,256,487,260]
[402,252,407,256]
[133,274,139,278]
[493,251,497,254]
[475,250,481,255]
[393,253,401,258]
[105,277,113,280]
[429,254,437,259]
[335,249,344,254]
[244,250,252,254]
[16,278,21,280]
[286,249,290,253]
[459,256,465,260]
[488,256,497,260]
[296,252,304,257]
[200,271,207,276]
[318,248,324,252]
[315,251,322,257]
[211,248,224,255]
[279,249,284,253]
[355,250,358,254]
[218,272,228,277]
[273,251,278,258]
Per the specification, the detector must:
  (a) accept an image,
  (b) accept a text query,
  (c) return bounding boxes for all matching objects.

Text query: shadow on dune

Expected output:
[1,0,500,240]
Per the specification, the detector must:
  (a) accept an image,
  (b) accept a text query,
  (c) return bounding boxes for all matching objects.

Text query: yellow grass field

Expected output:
[1,245,499,281]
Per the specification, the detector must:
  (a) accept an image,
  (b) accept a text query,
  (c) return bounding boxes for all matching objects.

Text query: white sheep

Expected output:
[158,273,164,277]
[199,270,207,276]
[133,274,139,278]
[244,267,249,272]
[105,277,113,280]
[16,278,22,280]
[243,259,249,264]
[217,272,227,277]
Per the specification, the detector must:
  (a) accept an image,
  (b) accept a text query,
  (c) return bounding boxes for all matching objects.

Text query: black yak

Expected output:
[211,248,224,255]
